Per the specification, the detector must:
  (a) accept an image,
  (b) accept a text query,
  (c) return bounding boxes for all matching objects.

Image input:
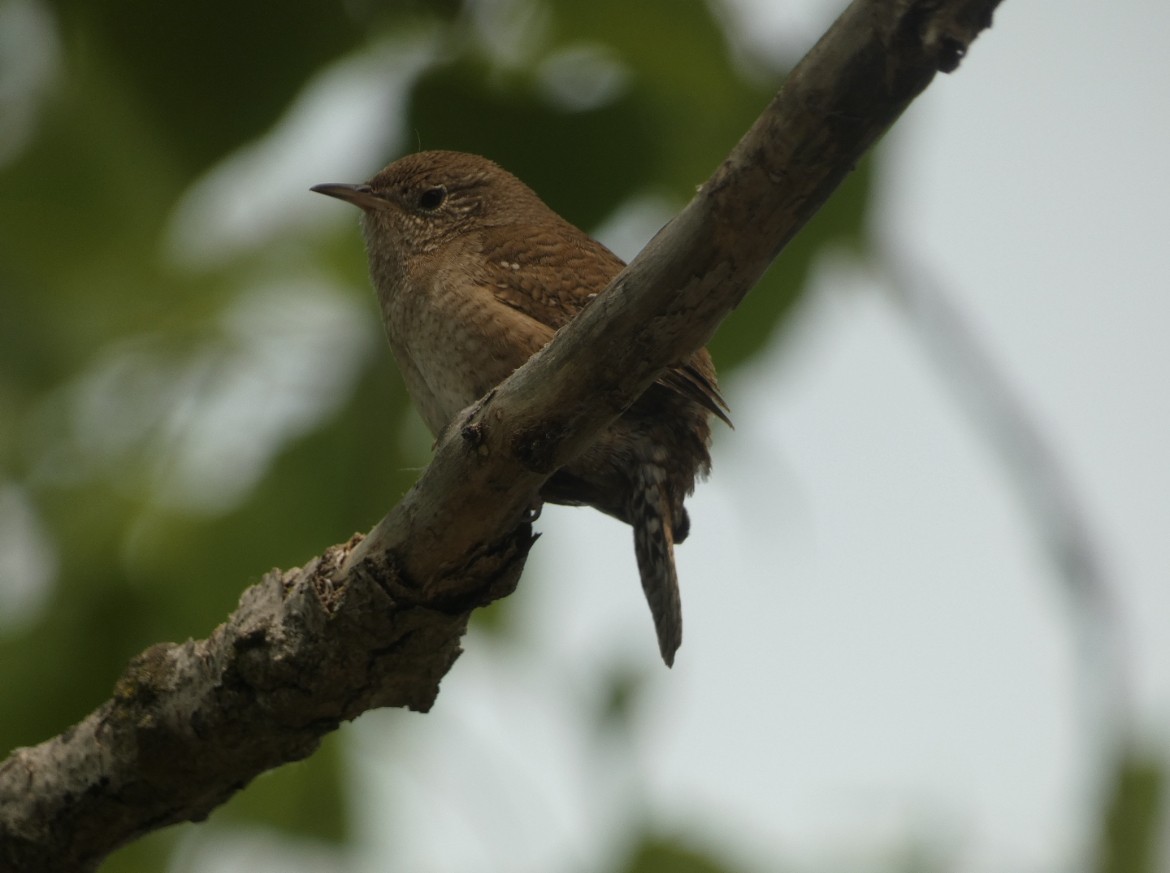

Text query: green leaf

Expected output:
[619,834,745,873]
[1096,750,1164,873]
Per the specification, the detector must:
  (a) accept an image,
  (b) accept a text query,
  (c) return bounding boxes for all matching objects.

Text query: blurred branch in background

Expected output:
[877,253,1164,871]
[879,253,1130,732]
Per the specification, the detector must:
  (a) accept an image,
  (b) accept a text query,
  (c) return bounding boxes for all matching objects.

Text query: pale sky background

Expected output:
[160,0,1170,871]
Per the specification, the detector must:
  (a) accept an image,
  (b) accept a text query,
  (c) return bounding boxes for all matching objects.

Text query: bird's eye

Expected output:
[418,186,447,210]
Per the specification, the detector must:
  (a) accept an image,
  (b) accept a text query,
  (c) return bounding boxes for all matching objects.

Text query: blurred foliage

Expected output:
[7,1,1152,873]
[1096,750,1165,873]
[620,835,746,873]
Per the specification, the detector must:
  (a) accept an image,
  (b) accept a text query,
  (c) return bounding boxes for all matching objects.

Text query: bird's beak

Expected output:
[310,182,383,210]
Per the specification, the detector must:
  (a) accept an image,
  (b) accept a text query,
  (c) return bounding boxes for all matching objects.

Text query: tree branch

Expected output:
[0,0,1003,869]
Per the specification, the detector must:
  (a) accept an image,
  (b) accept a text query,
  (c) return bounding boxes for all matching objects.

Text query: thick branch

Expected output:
[0,0,1002,869]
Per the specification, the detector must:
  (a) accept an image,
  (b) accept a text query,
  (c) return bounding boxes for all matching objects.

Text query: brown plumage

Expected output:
[312,151,729,666]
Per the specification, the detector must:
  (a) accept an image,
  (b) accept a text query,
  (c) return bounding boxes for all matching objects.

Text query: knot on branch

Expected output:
[898,0,1000,73]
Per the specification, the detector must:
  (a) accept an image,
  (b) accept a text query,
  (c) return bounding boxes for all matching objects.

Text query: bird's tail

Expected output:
[629,452,683,667]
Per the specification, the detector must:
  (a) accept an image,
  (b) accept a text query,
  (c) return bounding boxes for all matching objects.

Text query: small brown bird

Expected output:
[313,151,729,666]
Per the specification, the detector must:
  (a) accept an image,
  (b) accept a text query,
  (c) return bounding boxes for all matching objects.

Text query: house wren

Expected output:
[312,151,729,666]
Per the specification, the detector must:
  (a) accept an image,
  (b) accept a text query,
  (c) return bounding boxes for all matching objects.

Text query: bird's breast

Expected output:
[378,267,549,437]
